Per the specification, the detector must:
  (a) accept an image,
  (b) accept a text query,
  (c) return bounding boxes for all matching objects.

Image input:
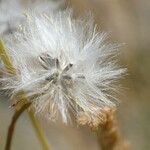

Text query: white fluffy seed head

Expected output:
[1,9,126,124]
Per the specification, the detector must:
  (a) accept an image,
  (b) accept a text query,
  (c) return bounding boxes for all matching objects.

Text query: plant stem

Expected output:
[28,110,50,150]
[0,39,50,150]
[5,103,31,150]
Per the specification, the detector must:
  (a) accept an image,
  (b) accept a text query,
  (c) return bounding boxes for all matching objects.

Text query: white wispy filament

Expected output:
[1,10,125,123]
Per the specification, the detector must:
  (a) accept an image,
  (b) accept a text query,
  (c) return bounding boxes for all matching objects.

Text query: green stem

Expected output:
[28,110,50,150]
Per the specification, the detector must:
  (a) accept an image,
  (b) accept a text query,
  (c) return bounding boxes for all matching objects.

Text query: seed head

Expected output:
[1,9,125,124]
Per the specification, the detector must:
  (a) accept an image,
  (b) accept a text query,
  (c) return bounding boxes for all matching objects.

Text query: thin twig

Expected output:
[5,103,31,150]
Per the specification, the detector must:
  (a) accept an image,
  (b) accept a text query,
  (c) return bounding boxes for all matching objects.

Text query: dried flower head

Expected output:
[1,10,125,124]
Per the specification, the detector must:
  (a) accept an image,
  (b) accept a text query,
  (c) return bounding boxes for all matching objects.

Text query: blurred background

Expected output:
[0,0,150,149]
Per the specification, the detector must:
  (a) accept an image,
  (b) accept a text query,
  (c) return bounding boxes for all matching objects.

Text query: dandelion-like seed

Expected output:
[1,10,125,125]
